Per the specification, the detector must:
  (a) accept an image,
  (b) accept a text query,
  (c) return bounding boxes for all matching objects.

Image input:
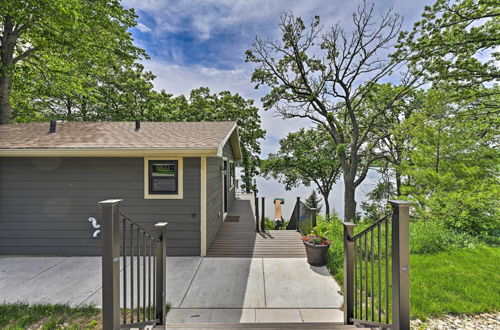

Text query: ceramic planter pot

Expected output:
[303,241,330,266]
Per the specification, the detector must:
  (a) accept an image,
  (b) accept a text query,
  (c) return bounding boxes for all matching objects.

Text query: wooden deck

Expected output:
[207,195,306,258]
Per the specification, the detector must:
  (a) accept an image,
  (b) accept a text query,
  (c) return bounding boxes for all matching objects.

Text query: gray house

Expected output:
[0,121,241,256]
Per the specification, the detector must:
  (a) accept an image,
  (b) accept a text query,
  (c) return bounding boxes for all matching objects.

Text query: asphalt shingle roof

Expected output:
[0,121,237,150]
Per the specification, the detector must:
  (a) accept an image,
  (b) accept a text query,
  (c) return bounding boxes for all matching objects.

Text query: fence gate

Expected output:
[343,200,412,330]
[99,199,168,330]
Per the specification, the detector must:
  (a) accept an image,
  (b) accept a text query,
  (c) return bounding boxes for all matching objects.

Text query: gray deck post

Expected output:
[343,222,355,325]
[154,222,168,325]
[255,196,260,232]
[311,208,317,228]
[389,200,412,330]
[261,197,265,231]
[99,199,123,330]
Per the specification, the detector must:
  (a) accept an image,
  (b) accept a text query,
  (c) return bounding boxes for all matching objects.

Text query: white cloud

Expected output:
[136,22,152,33]
[143,59,314,156]
[126,0,435,155]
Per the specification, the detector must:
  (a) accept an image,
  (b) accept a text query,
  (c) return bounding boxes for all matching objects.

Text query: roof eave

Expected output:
[216,123,242,161]
[0,148,219,157]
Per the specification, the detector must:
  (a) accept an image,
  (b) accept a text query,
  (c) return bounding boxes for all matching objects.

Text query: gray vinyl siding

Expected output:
[206,157,223,247]
[0,157,200,256]
[205,139,237,248]
[222,139,234,161]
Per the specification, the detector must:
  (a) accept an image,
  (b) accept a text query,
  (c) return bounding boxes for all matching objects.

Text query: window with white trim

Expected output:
[144,157,183,199]
[229,161,235,189]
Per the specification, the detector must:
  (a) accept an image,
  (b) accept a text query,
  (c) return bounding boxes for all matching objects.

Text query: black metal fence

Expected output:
[286,197,317,235]
[99,199,167,330]
[343,200,412,330]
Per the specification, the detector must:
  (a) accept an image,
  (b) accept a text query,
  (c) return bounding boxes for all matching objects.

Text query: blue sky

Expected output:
[122,0,433,156]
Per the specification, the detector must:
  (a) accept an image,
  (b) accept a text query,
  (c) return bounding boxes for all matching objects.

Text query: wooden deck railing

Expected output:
[99,199,167,330]
[343,200,412,330]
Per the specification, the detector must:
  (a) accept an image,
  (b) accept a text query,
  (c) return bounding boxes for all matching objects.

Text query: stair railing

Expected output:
[287,197,317,235]
[99,199,167,330]
[343,200,412,330]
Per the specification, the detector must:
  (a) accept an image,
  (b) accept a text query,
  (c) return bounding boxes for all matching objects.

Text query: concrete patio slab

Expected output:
[255,309,302,323]
[166,257,203,308]
[0,256,68,296]
[0,255,344,323]
[263,258,342,308]
[167,308,212,323]
[299,308,343,323]
[180,258,265,308]
[0,257,102,307]
[209,309,256,323]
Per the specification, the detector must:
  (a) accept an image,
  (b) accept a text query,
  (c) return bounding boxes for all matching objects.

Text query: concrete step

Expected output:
[156,323,372,329]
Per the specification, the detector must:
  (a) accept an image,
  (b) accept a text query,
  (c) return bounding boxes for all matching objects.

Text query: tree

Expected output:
[305,190,323,213]
[246,4,416,220]
[1,0,146,124]
[401,87,499,239]
[261,128,341,218]
[165,87,266,193]
[398,0,500,107]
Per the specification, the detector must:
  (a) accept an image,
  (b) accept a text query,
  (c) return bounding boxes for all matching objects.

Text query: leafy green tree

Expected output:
[261,128,341,218]
[398,0,500,106]
[401,88,499,240]
[246,4,416,220]
[1,0,146,124]
[304,190,323,213]
[165,87,266,193]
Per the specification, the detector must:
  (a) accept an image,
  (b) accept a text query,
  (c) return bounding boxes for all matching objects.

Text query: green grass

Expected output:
[313,216,500,320]
[410,247,500,320]
[0,302,172,329]
[0,303,100,329]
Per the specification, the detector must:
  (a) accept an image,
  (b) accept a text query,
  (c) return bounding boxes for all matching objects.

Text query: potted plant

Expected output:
[302,234,331,266]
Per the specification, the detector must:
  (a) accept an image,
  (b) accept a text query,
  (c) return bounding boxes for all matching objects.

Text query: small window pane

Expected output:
[149,160,178,194]
[151,177,176,192]
[152,163,176,177]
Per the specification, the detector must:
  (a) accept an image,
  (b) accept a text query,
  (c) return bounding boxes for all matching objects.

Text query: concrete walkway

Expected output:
[0,256,343,323]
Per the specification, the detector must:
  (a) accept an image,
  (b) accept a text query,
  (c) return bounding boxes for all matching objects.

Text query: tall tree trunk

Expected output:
[322,193,331,220]
[0,75,12,124]
[344,178,357,221]
[395,171,402,196]
[0,16,16,125]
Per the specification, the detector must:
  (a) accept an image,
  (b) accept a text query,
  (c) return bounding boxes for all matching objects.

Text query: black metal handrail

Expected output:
[99,199,168,330]
[351,216,390,326]
[119,211,158,241]
[350,216,388,241]
[343,201,412,330]
[120,212,157,326]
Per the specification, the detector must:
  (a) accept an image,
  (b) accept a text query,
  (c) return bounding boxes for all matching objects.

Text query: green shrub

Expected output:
[314,215,345,284]
[409,183,500,245]
[410,220,484,254]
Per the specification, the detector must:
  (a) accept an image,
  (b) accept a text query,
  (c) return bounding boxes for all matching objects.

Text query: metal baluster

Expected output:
[137,227,140,322]
[363,233,368,320]
[130,223,134,323]
[354,239,357,319]
[378,223,382,322]
[385,220,389,324]
[148,237,152,320]
[359,236,363,319]
[371,230,375,321]
[143,232,146,321]
[153,242,156,321]
[122,219,127,324]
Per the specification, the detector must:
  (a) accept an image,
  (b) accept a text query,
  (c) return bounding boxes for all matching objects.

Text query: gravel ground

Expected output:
[411,312,500,330]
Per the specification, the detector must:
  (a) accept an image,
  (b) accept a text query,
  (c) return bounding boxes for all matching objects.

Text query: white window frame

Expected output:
[229,160,235,190]
[144,157,184,199]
